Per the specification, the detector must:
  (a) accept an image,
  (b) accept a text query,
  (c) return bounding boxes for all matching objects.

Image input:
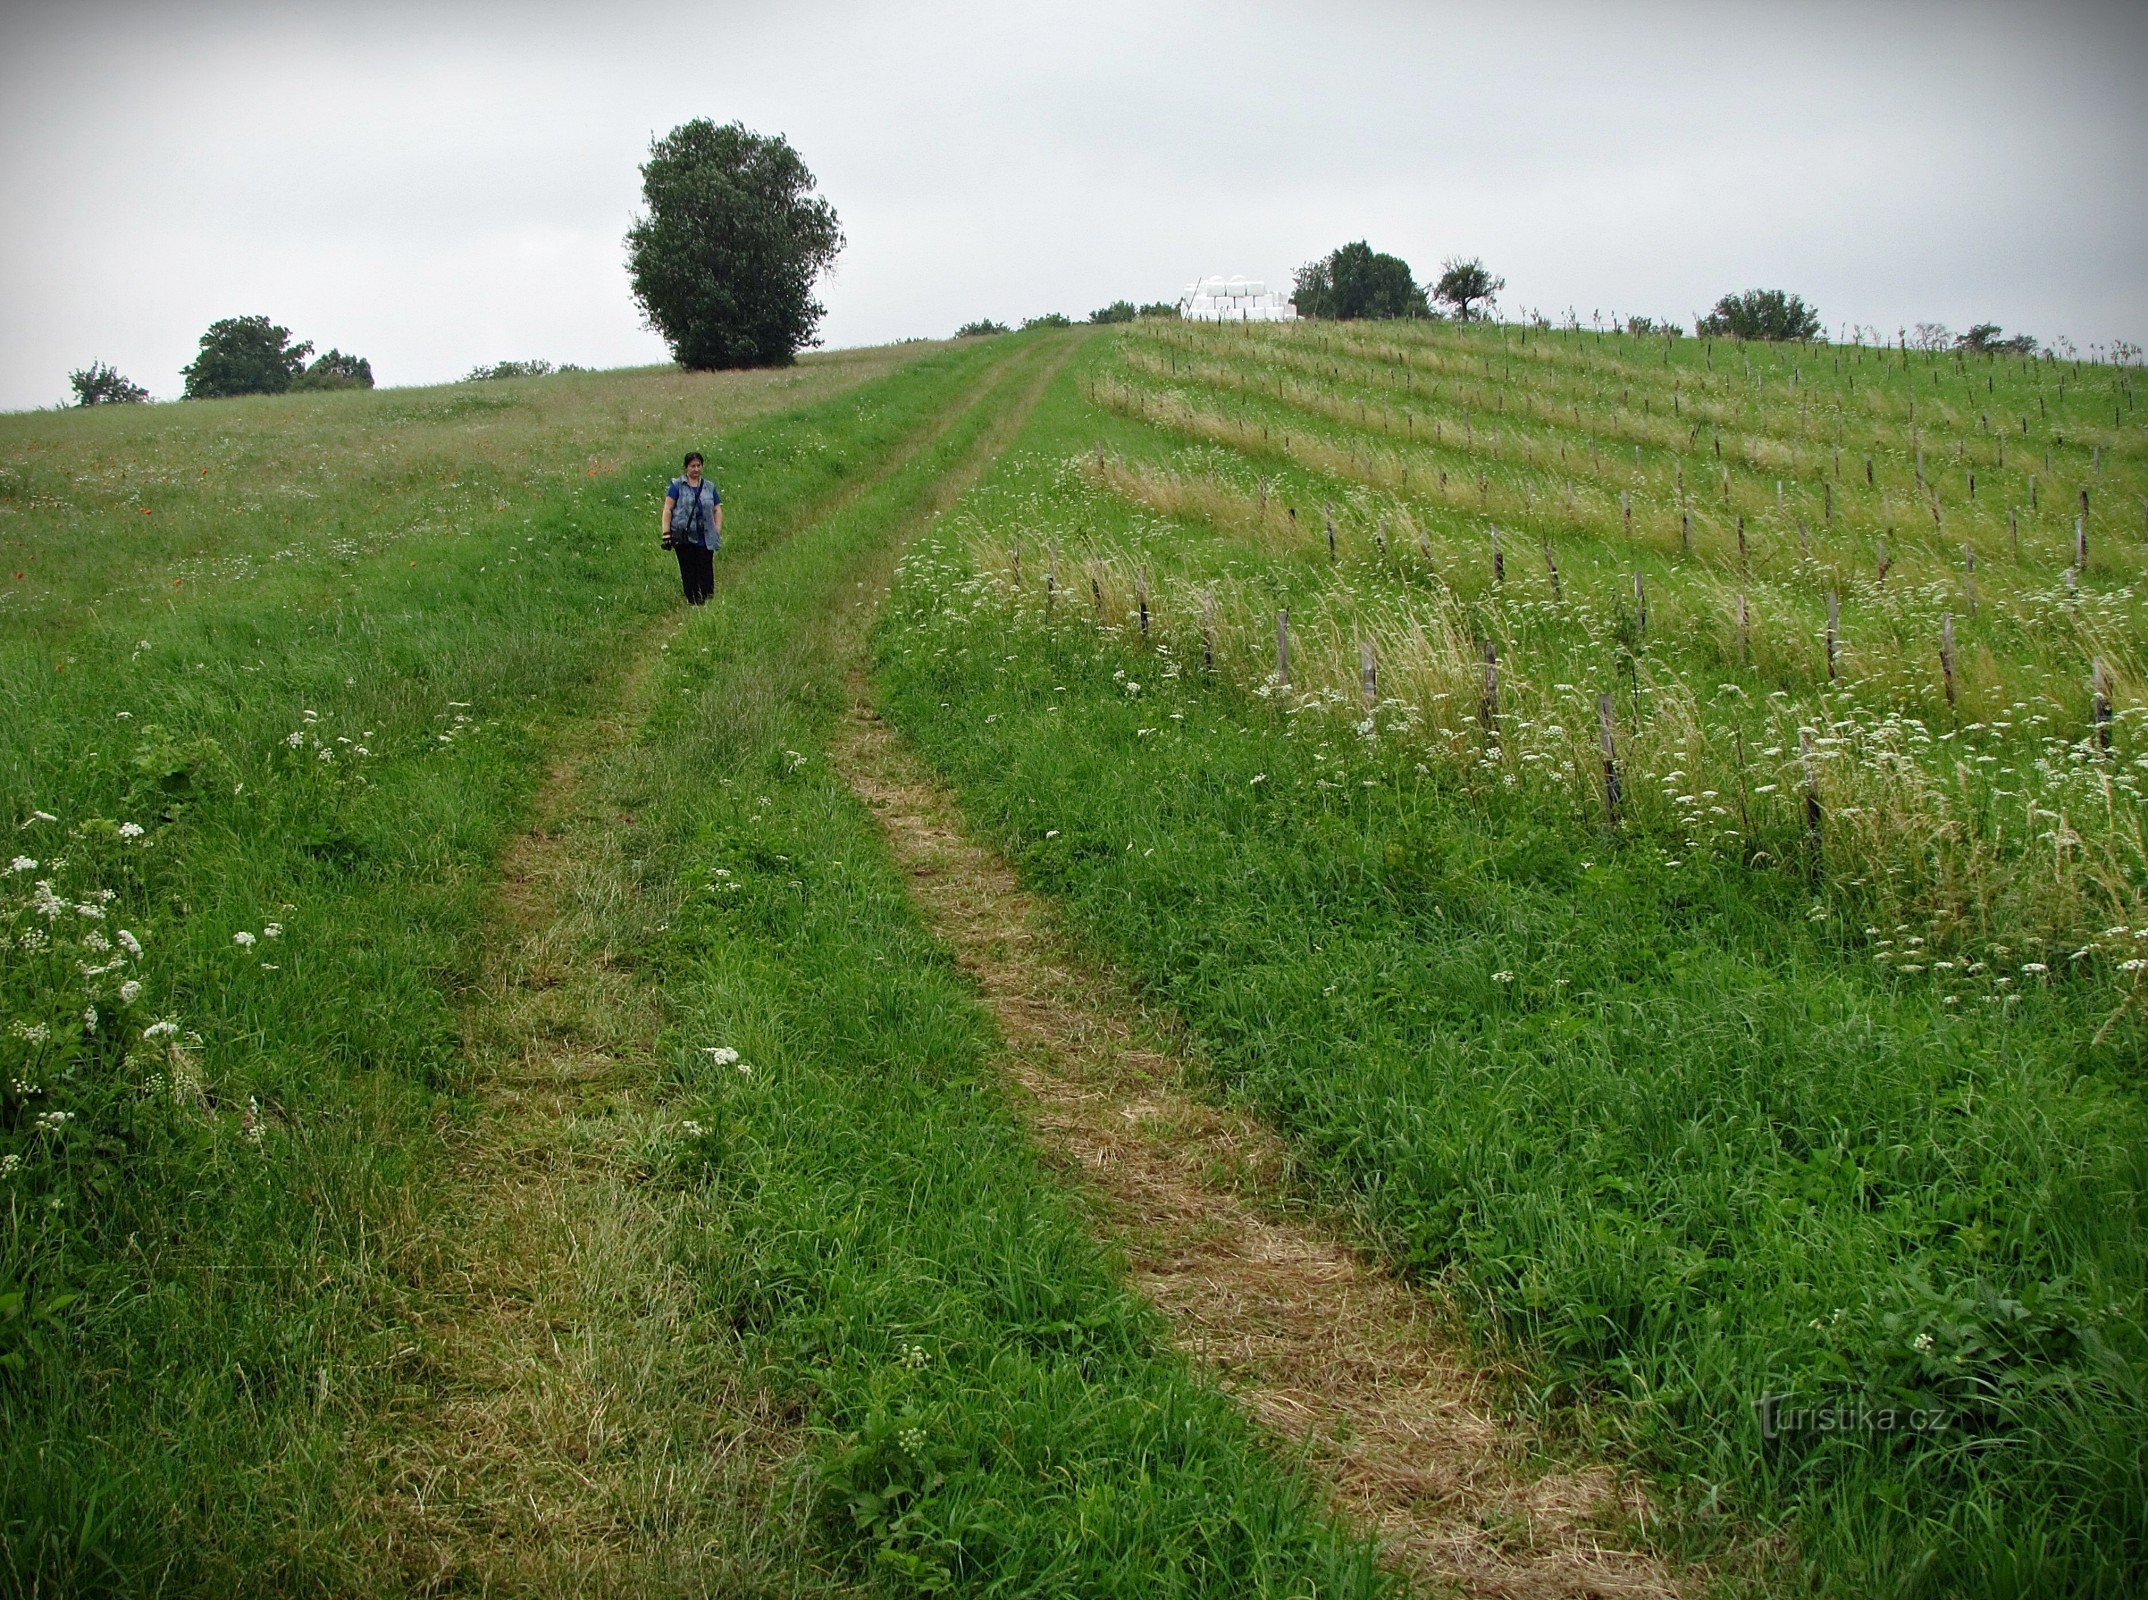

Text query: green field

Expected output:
[3,321,2144,1597]
[874,321,2146,1596]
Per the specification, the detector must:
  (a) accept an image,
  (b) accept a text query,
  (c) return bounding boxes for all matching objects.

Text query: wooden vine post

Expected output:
[2093,658,2114,751]
[1275,609,1290,690]
[1201,588,1216,675]
[1598,694,1622,828]
[1826,591,1840,680]
[1360,639,1378,710]
[1490,525,1504,584]
[1325,500,1337,563]
[1543,541,1561,601]
[1800,729,1823,882]
[1480,640,1500,739]
[1633,572,1648,635]
[1940,612,1957,710]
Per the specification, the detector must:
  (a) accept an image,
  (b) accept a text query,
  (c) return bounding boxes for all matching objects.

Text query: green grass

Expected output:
[875,324,2148,1597]
[616,333,1392,1595]
[3,333,1402,1596]
[0,339,985,1589]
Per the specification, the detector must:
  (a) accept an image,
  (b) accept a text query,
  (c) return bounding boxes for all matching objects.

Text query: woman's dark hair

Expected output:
[683,451,704,469]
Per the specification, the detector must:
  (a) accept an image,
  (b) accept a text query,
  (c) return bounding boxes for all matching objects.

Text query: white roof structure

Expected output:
[1179,274,1297,323]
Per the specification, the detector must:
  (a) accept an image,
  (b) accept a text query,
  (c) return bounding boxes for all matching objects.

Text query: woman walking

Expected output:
[661,451,722,604]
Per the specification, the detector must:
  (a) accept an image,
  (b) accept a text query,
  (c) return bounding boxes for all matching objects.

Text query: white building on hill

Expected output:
[1179,275,1297,322]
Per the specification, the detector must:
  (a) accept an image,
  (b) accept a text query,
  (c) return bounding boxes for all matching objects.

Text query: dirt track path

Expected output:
[831,707,1687,1599]
[350,344,1056,1597]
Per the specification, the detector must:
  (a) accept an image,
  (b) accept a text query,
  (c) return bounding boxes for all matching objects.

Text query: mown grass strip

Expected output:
[0,336,1019,1592]
[606,333,1399,1596]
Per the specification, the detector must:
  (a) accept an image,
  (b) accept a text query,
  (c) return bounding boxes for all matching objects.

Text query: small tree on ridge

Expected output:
[1294,242,1428,320]
[1697,290,1821,342]
[625,120,844,370]
[69,363,148,405]
[1431,256,1504,322]
[181,316,313,399]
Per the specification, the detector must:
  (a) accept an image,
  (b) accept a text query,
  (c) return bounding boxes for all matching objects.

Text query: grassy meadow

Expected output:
[7,309,2144,1598]
[874,320,2147,1597]
[1,332,1410,1597]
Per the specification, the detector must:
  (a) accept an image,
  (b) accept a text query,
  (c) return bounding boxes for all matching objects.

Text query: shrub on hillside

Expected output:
[1957,322,2039,356]
[625,119,844,370]
[1088,300,1138,325]
[955,320,1009,338]
[68,363,148,405]
[1697,290,1821,342]
[1294,242,1429,320]
[180,316,312,399]
[1021,313,1072,329]
[1431,256,1504,322]
[291,349,374,391]
[1139,301,1177,318]
[464,359,554,381]
[1624,316,1684,338]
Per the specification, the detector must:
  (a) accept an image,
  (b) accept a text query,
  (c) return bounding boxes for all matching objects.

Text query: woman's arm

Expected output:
[660,487,674,540]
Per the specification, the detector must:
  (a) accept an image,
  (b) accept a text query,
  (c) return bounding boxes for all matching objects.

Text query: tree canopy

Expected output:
[1957,322,2038,356]
[1696,289,1821,342]
[1431,256,1505,322]
[1293,242,1429,320]
[955,320,1009,338]
[181,316,314,399]
[292,349,374,391]
[625,120,844,370]
[68,362,148,406]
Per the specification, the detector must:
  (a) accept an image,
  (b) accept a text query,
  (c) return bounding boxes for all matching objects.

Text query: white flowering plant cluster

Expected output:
[920,390,2148,1018]
[2,812,167,1251]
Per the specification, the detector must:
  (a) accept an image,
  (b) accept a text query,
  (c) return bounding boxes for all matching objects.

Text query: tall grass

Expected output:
[0,340,993,1589]
[877,325,2148,1597]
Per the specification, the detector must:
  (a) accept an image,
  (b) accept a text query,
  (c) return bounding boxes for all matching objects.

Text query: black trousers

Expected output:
[674,541,714,605]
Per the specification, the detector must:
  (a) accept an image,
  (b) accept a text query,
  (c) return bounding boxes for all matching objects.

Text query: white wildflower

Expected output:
[143,1019,180,1041]
[233,931,257,949]
[1491,970,1515,984]
[119,979,142,1004]
[117,929,142,957]
[262,923,283,938]
[118,821,144,838]
[7,856,34,873]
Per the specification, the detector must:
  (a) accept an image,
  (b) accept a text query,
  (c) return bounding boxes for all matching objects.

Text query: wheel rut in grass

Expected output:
[830,706,1689,1600]
[352,347,1043,1596]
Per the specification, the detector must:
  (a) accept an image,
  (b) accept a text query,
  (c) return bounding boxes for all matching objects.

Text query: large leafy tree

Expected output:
[181,316,312,399]
[1696,289,1821,342]
[626,120,844,369]
[1431,256,1505,322]
[68,363,148,405]
[1293,241,1429,320]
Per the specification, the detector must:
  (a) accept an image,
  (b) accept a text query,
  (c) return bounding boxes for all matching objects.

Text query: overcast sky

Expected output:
[1,0,2142,410]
